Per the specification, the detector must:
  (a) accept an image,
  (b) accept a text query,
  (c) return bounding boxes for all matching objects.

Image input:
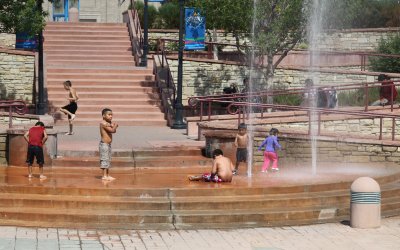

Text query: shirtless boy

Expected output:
[59,80,79,135]
[189,149,234,183]
[99,108,118,181]
[233,123,248,175]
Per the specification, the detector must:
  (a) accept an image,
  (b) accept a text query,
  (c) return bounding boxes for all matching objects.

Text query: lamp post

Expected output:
[172,0,186,129]
[37,0,46,115]
[140,0,149,67]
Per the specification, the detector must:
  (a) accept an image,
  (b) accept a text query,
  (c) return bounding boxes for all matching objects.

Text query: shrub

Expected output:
[369,33,400,73]
[158,2,180,29]
[133,1,159,29]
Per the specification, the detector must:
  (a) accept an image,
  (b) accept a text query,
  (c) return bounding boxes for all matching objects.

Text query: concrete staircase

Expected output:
[44,22,166,126]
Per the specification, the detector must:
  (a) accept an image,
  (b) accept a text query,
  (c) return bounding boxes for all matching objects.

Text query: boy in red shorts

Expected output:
[24,121,48,179]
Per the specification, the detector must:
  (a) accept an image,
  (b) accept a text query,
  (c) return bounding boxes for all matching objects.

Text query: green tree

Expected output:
[189,0,252,50]
[0,0,50,35]
[253,0,309,78]
[158,1,181,29]
[132,1,160,29]
[369,33,400,73]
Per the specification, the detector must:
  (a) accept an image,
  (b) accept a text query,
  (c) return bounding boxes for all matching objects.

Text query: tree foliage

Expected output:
[322,0,400,29]
[0,0,49,35]
[253,0,309,77]
[369,33,400,73]
[132,1,160,29]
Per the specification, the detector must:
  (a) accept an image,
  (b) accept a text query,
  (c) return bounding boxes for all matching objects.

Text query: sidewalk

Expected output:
[55,125,204,151]
[0,216,399,250]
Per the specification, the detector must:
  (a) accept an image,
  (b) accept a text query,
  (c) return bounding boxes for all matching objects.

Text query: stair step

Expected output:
[47,60,135,67]
[135,156,211,168]
[45,40,131,46]
[48,92,160,99]
[48,98,161,105]
[0,207,172,224]
[47,55,134,61]
[46,80,156,87]
[52,156,134,168]
[0,193,169,210]
[47,68,152,74]
[54,119,167,126]
[44,35,129,41]
[62,112,165,120]
[47,73,154,80]
[44,45,132,51]
[48,86,158,93]
[52,105,162,112]
[134,148,204,158]
[44,30,129,36]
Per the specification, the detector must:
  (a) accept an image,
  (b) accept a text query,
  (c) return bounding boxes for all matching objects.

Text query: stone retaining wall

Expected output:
[316,28,400,52]
[149,30,246,52]
[0,33,15,48]
[166,57,386,103]
[204,131,400,167]
[0,48,35,103]
[0,132,6,165]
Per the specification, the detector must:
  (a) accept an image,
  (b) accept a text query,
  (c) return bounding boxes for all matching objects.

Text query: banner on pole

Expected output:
[185,8,205,50]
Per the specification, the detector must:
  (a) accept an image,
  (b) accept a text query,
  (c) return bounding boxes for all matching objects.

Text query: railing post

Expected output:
[392,118,395,141]
[208,101,211,121]
[308,111,311,135]
[379,118,383,140]
[318,112,321,136]
[364,83,369,112]
[8,106,12,128]
[200,101,203,121]
[391,84,394,112]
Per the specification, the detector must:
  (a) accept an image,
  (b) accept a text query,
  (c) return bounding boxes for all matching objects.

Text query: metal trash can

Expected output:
[350,177,381,228]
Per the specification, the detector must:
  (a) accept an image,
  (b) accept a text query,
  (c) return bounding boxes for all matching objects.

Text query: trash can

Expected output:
[350,177,381,228]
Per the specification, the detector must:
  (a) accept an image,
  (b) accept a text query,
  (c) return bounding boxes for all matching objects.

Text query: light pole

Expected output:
[140,0,149,67]
[37,0,46,115]
[172,0,186,129]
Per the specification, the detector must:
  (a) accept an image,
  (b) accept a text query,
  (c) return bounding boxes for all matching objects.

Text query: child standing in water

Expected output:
[24,121,48,179]
[233,123,248,175]
[99,108,118,181]
[258,128,281,173]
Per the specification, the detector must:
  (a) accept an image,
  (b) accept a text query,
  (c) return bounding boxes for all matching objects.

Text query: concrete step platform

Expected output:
[44,35,130,41]
[54,119,167,126]
[45,40,131,46]
[47,68,153,74]
[46,60,135,67]
[0,165,399,229]
[46,55,134,61]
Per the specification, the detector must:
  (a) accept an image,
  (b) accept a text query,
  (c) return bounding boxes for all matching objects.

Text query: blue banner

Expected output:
[185,8,205,50]
[15,33,37,50]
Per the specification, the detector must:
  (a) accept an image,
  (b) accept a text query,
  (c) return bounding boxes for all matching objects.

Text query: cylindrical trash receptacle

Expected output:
[350,177,381,228]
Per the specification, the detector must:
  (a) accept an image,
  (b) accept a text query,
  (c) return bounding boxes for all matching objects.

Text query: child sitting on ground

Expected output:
[188,149,234,183]
[258,128,281,173]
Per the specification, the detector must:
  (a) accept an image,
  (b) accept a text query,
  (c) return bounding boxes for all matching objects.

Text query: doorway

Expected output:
[52,0,79,21]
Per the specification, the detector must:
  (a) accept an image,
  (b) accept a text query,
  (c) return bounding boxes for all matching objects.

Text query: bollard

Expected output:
[350,177,381,228]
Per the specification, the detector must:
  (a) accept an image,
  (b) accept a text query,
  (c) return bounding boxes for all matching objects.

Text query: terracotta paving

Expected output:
[2,161,399,190]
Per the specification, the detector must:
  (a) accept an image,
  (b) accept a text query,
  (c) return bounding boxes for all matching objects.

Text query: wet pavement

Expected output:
[0,216,399,250]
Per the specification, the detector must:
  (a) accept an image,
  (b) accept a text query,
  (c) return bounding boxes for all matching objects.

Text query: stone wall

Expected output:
[255,117,400,140]
[315,28,400,52]
[253,136,400,166]
[0,33,15,48]
[0,113,42,128]
[0,131,6,165]
[204,130,400,167]
[0,48,35,103]
[149,30,247,52]
[166,57,386,103]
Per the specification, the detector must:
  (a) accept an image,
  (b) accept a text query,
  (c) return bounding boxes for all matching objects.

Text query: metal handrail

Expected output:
[123,0,144,66]
[226,101,400,141]
[189,80,400,121]
[153,40,177,126]
[0,100,27,128]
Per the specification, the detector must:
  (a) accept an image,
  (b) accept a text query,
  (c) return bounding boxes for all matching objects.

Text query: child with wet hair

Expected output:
[233,123,248,175]
[258,128,281,173]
